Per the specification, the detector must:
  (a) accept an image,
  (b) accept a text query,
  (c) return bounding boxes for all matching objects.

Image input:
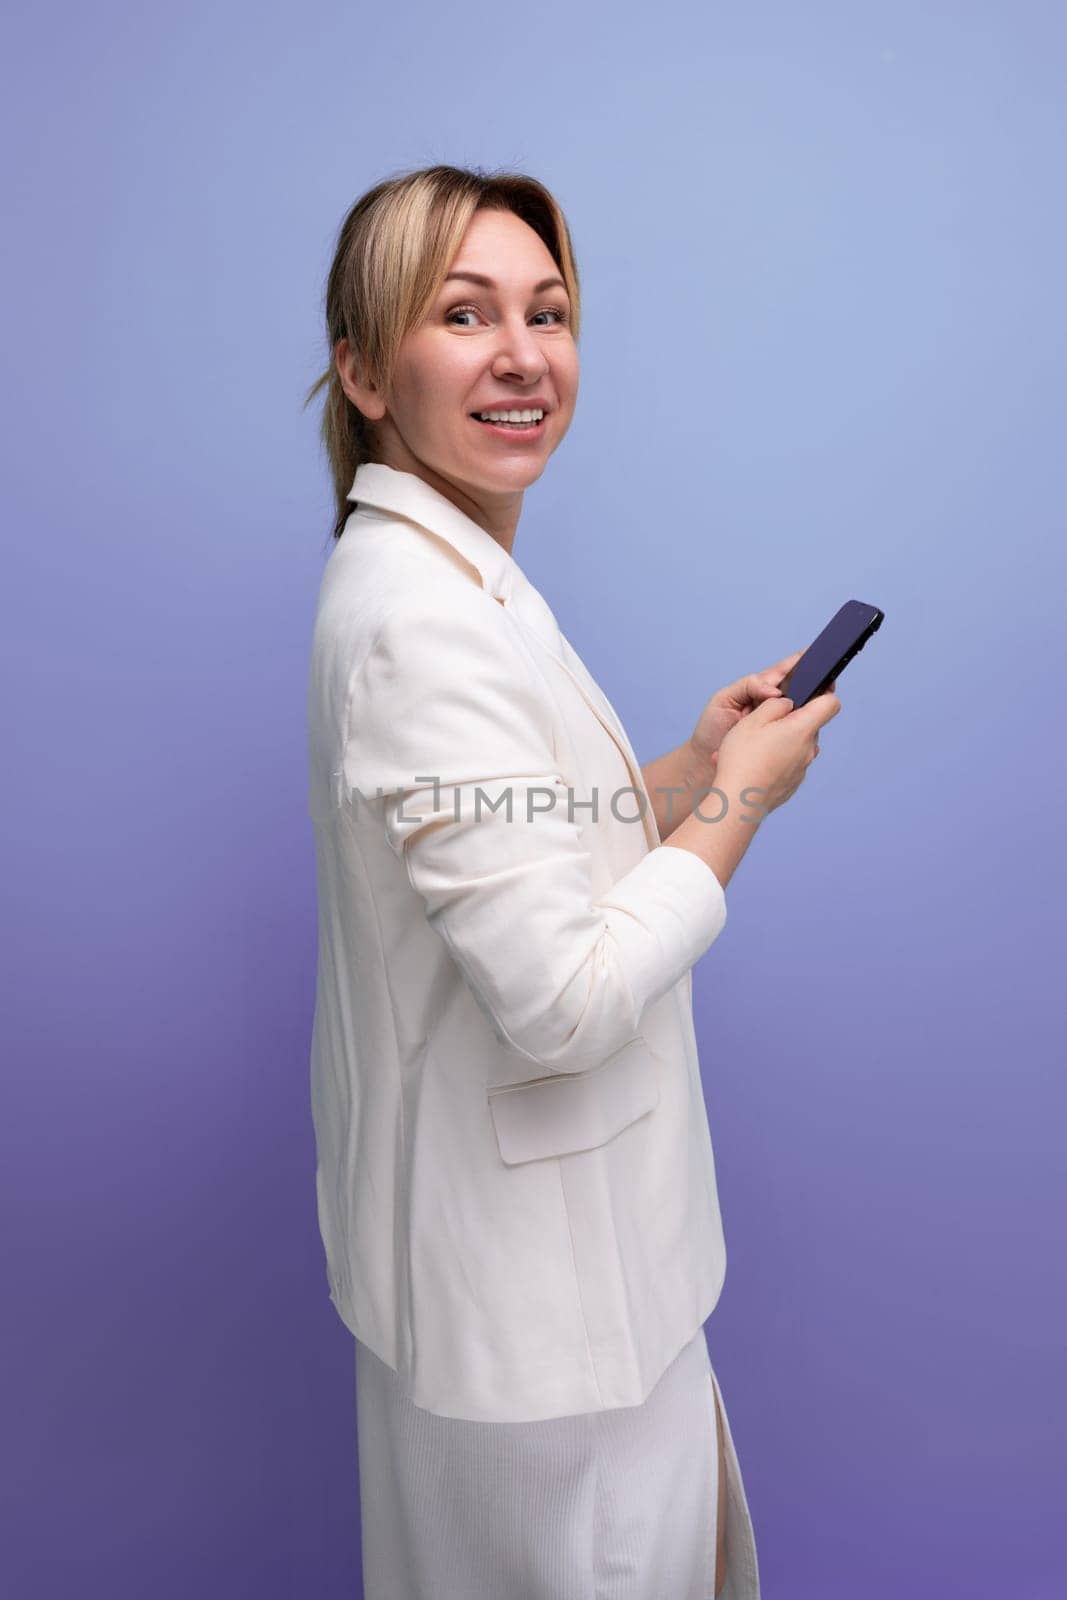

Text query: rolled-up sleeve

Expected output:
[341,591,727,1074]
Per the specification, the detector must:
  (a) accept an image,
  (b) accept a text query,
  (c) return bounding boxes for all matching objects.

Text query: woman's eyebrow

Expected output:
[443,271,567,294]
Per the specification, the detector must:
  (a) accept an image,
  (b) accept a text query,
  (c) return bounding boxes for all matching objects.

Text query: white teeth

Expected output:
[475,408,544,423]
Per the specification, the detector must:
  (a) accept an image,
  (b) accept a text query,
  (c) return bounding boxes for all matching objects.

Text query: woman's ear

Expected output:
[336,338,387,421]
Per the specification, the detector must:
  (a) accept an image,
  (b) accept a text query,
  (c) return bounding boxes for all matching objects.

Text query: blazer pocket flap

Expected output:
[486,1036,660,1166]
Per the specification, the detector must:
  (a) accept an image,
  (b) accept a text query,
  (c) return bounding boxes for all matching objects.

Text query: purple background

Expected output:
[3,2,1065,1596]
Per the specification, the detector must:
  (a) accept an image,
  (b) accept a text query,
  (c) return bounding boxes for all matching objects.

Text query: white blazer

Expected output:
[307,461,734,1424]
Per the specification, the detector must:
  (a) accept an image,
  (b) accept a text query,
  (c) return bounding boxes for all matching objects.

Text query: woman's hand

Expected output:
[687,652,800,784]
[686,651,835,787]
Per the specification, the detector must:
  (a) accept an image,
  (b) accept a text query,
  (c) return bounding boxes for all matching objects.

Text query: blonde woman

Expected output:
[305,164,839,1600]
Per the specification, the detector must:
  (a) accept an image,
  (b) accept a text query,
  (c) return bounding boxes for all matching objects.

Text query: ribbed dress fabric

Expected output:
[354,1325,761,1599]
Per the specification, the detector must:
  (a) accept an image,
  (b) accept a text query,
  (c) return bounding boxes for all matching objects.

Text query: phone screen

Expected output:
[779,600,884,709]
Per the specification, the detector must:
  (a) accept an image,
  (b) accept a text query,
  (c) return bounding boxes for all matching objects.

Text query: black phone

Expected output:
[777,600,884,709]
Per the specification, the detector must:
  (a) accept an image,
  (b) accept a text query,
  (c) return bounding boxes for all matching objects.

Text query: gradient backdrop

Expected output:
[3,2,1064,1596]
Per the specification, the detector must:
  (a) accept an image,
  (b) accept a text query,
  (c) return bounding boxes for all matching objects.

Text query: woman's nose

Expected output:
[491,319,550,373]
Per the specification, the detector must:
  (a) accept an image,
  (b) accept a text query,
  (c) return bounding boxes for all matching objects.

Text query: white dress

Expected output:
[354,1323,761,1599]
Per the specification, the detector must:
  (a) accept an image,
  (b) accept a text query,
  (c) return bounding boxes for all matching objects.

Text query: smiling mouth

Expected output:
[469,413,547,435]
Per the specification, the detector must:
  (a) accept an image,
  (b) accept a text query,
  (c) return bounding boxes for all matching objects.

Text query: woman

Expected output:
[304,164,839,1600]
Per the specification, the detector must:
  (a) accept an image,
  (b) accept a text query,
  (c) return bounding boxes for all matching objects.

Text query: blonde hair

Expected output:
[304,163,583,541]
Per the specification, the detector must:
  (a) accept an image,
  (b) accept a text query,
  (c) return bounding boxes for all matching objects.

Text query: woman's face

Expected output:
[339,207,579,547]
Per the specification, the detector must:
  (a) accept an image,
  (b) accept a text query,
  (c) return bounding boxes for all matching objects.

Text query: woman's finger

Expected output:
[760,650,803,683]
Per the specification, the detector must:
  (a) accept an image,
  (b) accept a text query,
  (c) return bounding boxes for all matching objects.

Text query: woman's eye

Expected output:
[445,305,569,328]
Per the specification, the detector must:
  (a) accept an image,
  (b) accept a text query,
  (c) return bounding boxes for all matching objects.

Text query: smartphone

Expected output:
[777,600,884,709]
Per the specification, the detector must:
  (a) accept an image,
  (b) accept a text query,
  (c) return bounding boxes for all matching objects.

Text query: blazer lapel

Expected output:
[504,577,661,852]
[344,466,662,853]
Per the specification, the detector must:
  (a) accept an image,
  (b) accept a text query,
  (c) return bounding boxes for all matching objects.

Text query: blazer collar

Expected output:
[347,462,518,606]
